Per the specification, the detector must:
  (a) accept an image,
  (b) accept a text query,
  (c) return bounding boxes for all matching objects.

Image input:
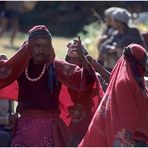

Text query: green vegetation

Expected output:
[78,21,104,58]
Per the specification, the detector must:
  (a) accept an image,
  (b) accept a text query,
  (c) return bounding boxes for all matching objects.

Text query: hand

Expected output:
[75,36,90,71]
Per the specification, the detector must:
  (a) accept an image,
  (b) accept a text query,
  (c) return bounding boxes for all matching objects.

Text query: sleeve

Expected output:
[55,59,88,92]
[0,42,31,89]
[83,67,96,85]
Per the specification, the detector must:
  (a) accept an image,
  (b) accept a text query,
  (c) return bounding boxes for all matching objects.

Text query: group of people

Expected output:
[97,7,146,72]
[0,17,148,147]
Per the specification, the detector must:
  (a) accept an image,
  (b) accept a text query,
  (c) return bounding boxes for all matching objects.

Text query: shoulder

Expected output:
[128,26,141,35]
[54,58,66,65]
[54,58,81,74]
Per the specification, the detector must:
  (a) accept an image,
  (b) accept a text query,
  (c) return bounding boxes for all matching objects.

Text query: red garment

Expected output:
[0,81,18,100]
[0,25,103,147]
[59,71,104,146]
[59,72,104,126]
[79,44,148,147]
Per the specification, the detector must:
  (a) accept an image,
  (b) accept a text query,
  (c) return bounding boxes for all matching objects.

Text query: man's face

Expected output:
[31,38,51,64]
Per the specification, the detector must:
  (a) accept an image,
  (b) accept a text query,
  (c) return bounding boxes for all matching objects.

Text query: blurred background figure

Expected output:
[99,8,146,72]
[0,1,23,46]
[0,1,37,47]
[97,7,118,66]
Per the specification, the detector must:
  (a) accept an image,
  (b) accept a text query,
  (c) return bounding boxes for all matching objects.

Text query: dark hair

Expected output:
[28,30,51,41]
[65,55,70,62]
[123,47,147,90]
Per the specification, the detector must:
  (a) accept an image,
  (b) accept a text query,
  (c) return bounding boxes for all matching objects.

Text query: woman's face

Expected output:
[31,38,51,64]
[66,41,82,66]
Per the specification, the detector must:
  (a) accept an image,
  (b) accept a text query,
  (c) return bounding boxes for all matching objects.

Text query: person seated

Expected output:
[100,8,146,72]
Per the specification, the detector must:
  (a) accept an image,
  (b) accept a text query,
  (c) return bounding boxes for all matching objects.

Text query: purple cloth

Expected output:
[11,115,54,147]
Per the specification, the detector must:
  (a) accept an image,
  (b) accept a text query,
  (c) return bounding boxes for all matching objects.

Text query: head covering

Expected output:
[28,25,52,41]
[112,8,131,24]
[79,44,148,147]
[104,7,119,17]
[66,40,88,58]
[123,44,147,90]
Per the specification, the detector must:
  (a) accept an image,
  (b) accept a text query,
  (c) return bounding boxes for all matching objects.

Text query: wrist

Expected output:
[93,60,99,69]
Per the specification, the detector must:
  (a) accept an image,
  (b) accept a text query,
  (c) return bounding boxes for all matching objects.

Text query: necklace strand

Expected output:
[25,63,46,82]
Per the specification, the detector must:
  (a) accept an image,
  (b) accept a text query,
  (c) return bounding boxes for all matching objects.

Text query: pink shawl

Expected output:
[79,44,148,147]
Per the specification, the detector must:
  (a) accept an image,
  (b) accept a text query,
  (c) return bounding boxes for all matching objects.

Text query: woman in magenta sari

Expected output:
[0,25,101,146]
[79,44,148,147]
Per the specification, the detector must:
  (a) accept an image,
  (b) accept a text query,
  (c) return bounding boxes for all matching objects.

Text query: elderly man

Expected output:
[0,25,101,146]
[100,8,146,72]
[97,7,118,52]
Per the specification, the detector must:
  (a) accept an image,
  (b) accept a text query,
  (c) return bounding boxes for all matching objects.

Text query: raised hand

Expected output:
[75,36,91,71]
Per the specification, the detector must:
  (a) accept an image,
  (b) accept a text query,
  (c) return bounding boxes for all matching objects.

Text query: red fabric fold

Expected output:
[0,42,32,88]
[0,81,18,100]
[59,72,104,126]
[79,44,148,147]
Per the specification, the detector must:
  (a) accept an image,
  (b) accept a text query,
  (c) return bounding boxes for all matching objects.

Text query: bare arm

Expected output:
[86,55,111,83]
